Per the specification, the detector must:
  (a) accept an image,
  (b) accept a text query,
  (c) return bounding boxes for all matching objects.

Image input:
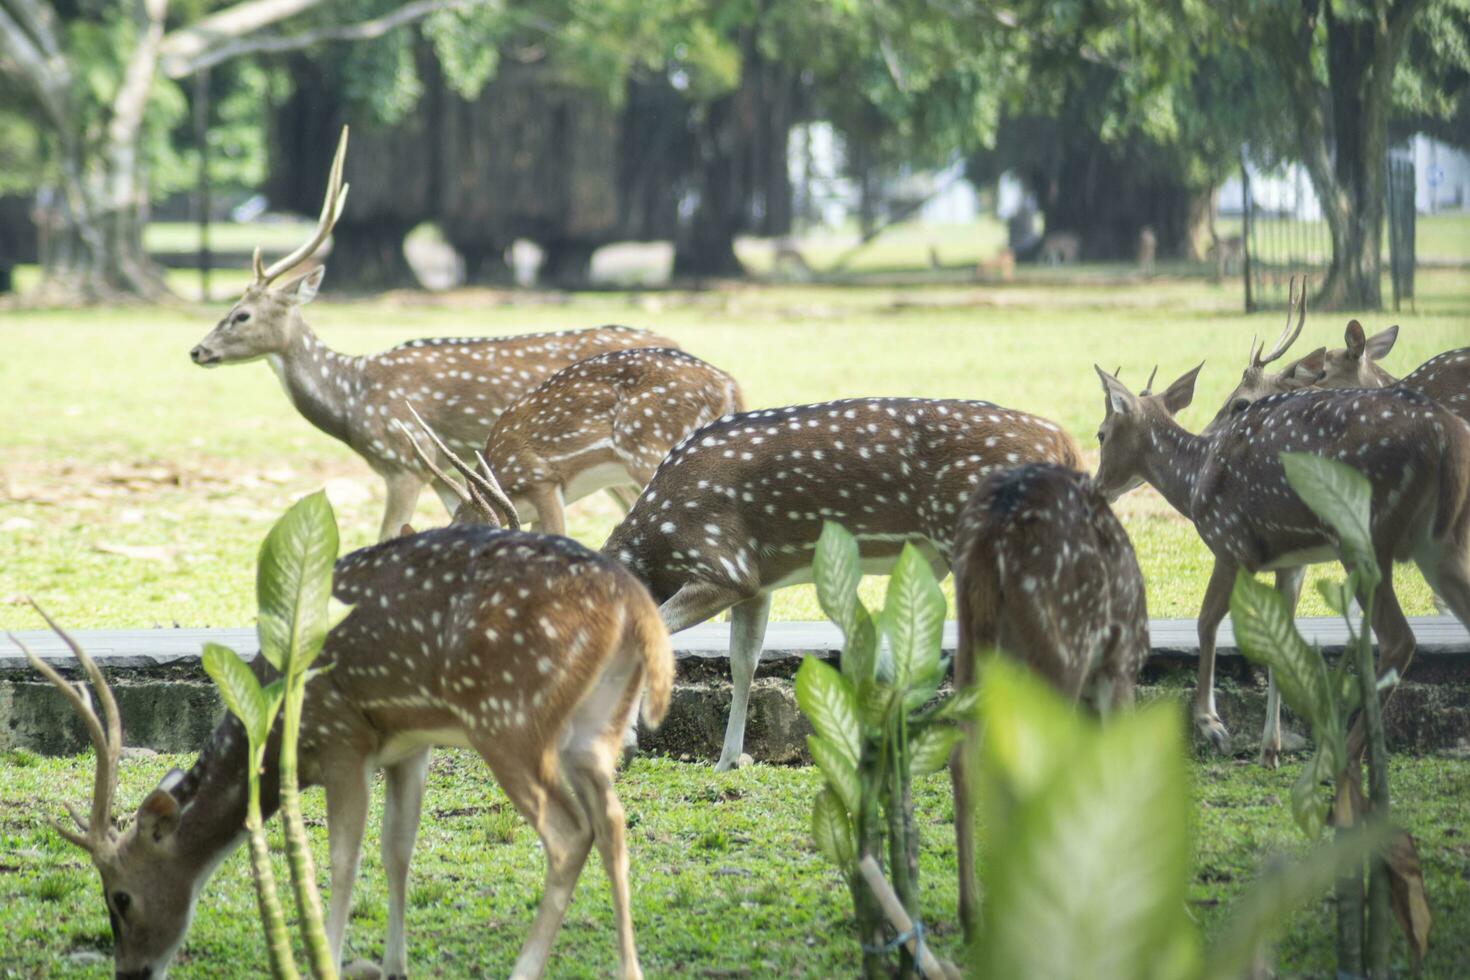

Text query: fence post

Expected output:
[1240,152,1254,313]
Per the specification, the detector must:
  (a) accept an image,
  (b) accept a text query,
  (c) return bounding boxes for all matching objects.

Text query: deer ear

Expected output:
[1344,319,1367,359]
[1161,362,1203,414]
[1365,324,1398,361]
[1094,364,1135,416]
[1290,347,1327,383]
[136,788,180,845]
[399,523,416,538]
[286,265,325,306]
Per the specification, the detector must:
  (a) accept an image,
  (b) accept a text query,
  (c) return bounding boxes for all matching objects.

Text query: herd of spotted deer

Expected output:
[20,130,1470,979]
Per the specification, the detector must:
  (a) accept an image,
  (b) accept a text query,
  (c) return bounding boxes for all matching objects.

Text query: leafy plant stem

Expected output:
[1354,587,1393,976]
[280,677,336,979]
[243,760,300,980]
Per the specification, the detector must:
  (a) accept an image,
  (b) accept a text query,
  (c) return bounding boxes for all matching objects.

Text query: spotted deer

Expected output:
[1093,365,1470,764]
[481,347,744,535]
[602,397,1082,770]
[1204,278,1326,435]
[17,496,674,978]
[188,127,676,541]
[948,462,1148,939]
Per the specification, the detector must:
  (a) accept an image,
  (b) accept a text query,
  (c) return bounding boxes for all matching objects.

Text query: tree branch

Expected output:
[4,0,61,59]
[158,0,324,73]
[162,0,470,78]
[0,2,69,124]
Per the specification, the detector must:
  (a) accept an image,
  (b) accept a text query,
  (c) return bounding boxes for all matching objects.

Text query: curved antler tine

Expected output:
[1113,365,1122,379]
[473,450,521,531]
[1144,365,1159,394]
[260,126,350,285]
[251,245,266,284]
[391,417,473,511]
[10,612,120,853]
[1257,275,1307,367]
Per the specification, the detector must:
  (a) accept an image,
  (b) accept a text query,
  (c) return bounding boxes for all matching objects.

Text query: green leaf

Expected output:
[262,677,287,729]
[856,677,895,730]
[977,659,1083,803]
[925,684,981,723]
[880,544,946,686]
[1289,745,1336,839]
[1280,452,1380,587]
[808,735,861,813]
[812,786,856,870]
[978,696,1199,980]
[814,521,863,635]
[1229,570,1335,732]
[257,491,340,674]
[794,657,861,769]
[202,643,266,747]
[909,723,963,778]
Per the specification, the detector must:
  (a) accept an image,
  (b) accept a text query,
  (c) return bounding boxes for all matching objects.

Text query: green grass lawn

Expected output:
[2,270,1467,630]
[0,747,1465,977]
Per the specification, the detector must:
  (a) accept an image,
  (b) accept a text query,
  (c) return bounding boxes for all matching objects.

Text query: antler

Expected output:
[1142,365,1159,394]
[394,402,520,530]
[1252,275,1307,368]
[9,600,121,858]
[254,126,351,286]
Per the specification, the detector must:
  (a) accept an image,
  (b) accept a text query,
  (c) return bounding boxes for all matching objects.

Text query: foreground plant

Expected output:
[203,490,344,979]
[797,522,970,977]
[1230,452,1432,975]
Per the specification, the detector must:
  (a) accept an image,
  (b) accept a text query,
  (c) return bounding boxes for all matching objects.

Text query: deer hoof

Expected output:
[1195,716,1231,754]
[1257,745,1280,770]
[342,960,383,980]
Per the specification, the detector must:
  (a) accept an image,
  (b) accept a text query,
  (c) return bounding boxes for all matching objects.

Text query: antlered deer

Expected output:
[948,462,1148,939]
[188,128,675,541]
[603,397,1081,770]
[1093,365,1470,763]
[481,347,743,535]
[18,485,673,978]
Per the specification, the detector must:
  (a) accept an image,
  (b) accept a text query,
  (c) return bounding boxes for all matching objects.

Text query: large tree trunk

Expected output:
[326,220,418,291]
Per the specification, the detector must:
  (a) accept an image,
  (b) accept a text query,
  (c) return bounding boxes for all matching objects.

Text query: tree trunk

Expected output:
[324,220,418,292]
[672,99,748,280]
[538,239,597,287]
[455,239,515,285]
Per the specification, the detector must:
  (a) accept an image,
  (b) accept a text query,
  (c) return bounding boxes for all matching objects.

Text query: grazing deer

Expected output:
[1136,226,1157,275]
[17,487,673,978]
[1093,365,1470,762]
[948,462,1148,939]
[603,397,1081,770]
[480,347,743,535]
[187,127,675,541]
[1039,231,1080,266]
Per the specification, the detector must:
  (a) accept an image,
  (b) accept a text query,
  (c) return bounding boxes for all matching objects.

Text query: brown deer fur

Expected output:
[23,528,673,980]
[485,347,743,534]
[1095,367,1470,762]
[604,396,1080,770]
[948,462,1148,940]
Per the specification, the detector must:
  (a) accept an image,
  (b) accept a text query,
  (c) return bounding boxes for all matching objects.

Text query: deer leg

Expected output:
[1346,562,1415,762]
[1195,558,1237,753]
[528,484,567,536]
[323,757,373,969]
[380,471,425,542]
[491,767,594,980]
[950,597,982,945]
[716,592,773,772]
[381,749,430,980]
[1260,567,1306,769]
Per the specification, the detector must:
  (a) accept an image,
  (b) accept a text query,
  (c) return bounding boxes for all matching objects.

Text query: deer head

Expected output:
[1202,276,1318,433]
[11,604,206,979]
[1314,319,1400,389]
[190,128,349,367]
[1093,363,1202,500]
[393,402,521,529]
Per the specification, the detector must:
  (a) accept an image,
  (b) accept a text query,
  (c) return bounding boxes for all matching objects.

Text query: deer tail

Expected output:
[1434,418,1470,541]
[628,595,674,729]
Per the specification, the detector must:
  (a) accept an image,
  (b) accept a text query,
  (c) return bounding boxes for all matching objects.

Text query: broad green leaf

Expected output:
[1290,745,1336,839]
[808,735,861,813]
[977,658,1083,802]
[813,521,863,636]
[856,677,895,730]
[1203,824,1393,980]
[1280,452,1380,587]
[202,643,266,747]
[1314,578,1348,617]
[909,723,963,778]
[880,544,946,686]
[812,786,856,870]
[257,491,340,674]
[794,657,861,769]
[326,597,355,633]
[978,699,1199,980]
[919,684,981,724]
[262,677,287,728]
[1230,571,1335,732]
[844,606,879,685]
[901,661,945,712]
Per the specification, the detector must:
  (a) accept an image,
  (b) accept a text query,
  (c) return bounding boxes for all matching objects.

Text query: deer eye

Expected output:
[233,311,251,325]
[1230,398,1250,415]
[112,890,131,916]
[1096,430,1105,445]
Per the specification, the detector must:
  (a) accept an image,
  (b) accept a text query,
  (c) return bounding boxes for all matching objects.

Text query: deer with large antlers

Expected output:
[948,462,1149,939]
[188,127,676,541]
[1093,364,1470,763]
[17,482,673,978]
[481,347,744,535]
[602,397,1081,770]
